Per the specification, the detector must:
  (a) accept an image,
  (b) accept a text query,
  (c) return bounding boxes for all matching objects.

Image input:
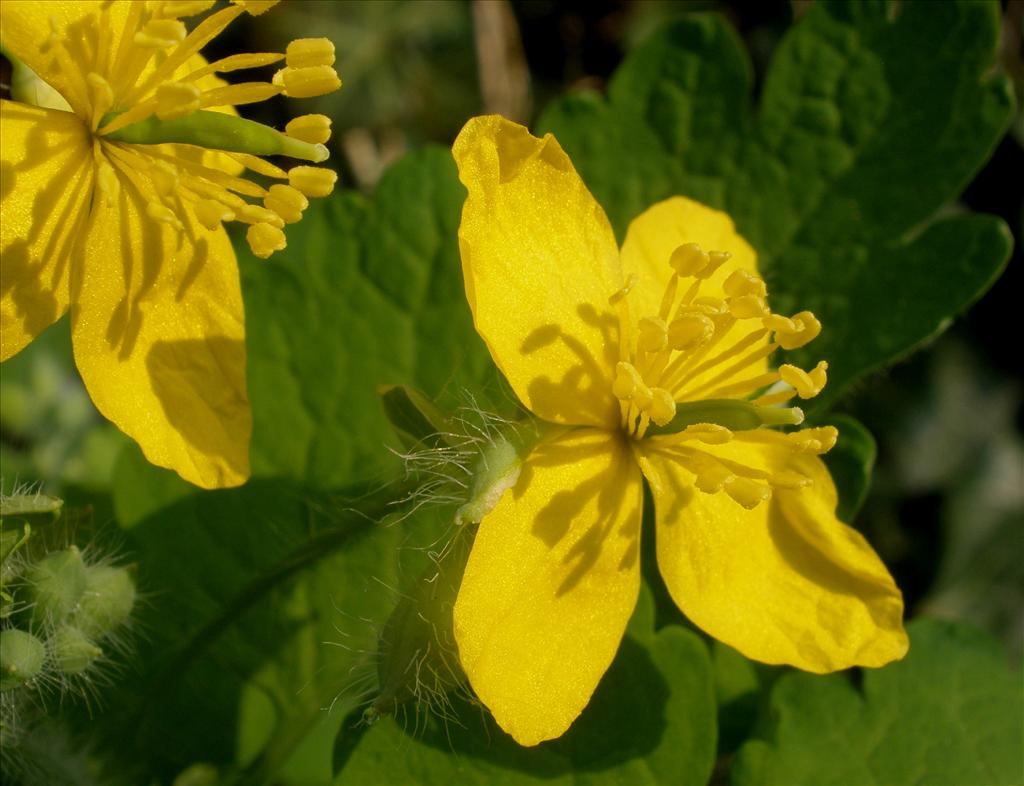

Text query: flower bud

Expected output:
[0,628,46,690]
[52,625,103,674]
[25,546,87,628]
[74,565,136,639]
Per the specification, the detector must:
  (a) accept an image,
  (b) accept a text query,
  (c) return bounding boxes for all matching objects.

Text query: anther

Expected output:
[790,426,838,455]
[667,314,714,350]
[612,362,645,401]
[96,159,119,208]
[681,424,733,444]
[194,199,235,230]
[286,38,335,68]
[86,73,114,122]
[779,361,828,399]
[723,269,767,298]
[766,311,821,350]
[150,160,179,196]
[637,317,668,353]
[156,1,217,18]
[728,294,769,319]
[288,166,338,198]
[286,114,332,145]
[646,388,676,426]
[691,459,733,493]
[247,222,287,258]
[697,251,732,280]
[273,65,342,98]
[263,184,308,224]
[134,19,187,49]
[232,0,281,14]
[669,243,709,277]
[609,273,638,306]
[724,477,772,510]
[237,203,285,229]
[769,470,812,490]
[146,202,183,230]
[156,81,201,120]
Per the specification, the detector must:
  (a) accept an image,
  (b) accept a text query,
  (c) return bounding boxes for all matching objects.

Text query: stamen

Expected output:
[156,1,218,18]
[236,204,285,229]
[273,65,343,98]
[183,52,285,81]
[146,201,184,230]
[778,361,828,399]
[194,199,235,230]
[698,251,731,279]
[657,274,680,322]
[667,314,714,351]
[247,222,287,258]
[637,317,668,354]
[232,0,281,14]
[765,311,822,350]
[156,82,201,119]
[264,184,308,224]
[86,73,114,130]
[608,273,638,305]
[197,82,284,109]
[134,19,187,49]
[724,477,772,510]
[288,166,338,197]
[286,114,333,145]
[669,243,709,276]
[286,38,336,68]
[646,388,676,427]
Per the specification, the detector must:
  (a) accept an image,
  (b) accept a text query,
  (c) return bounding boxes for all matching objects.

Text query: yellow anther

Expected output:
[608,273,638,306]
[156,1,216,18]
[637,317,668,353]
[247,222,287,258]
[156,81,201,120]
[689,297,728,316]
[669,243,709,277]
[612,361,645,400]
[150,160,179,196]
[779,361,828,399]
[263,184,308,224]
[86,73,114,120]
[723,269,767,298]
[769,470,812,490]
[274,65,342,98]
[724,477,772,510]
[286,38,335,69]
[791,426,839,455]
[646,388,676,427]
[146,202,183,230]
[237,203,285,229]
[692,460,733,493]
[232,0,280,14]
[134,19,187,49]
[667,314,714,350]
[697,250,732,280]
[767,311,822,350]
[682,424,733,444]
[728,294,769,319]
[288,166,338,198]
[286,114,332,145]
[194,199,235,230]
[96,159,119,208]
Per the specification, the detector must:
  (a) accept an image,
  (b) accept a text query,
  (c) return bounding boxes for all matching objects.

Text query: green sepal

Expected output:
[0,492,63,521]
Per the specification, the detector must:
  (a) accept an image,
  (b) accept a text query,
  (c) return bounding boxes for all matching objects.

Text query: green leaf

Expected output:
[539,1,1014,409]
[238,146,493,487]
[332,583,717,785]
[732,617,1024,785]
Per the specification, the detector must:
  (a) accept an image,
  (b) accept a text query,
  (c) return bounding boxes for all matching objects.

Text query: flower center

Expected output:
[33,0,342,259]
[608,242,834,509]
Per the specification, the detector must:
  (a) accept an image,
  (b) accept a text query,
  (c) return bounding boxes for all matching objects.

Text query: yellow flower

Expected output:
[0,0,341,488]
[451,116,909,746]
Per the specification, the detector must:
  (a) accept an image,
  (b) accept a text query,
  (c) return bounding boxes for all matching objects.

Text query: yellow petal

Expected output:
[70,144,251,489]
[620,197,770,393]
[454,428,643,745]
[1,100,92,360]
[638,437,908,672]
[0,1,129,112]
[453,116,622,429]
